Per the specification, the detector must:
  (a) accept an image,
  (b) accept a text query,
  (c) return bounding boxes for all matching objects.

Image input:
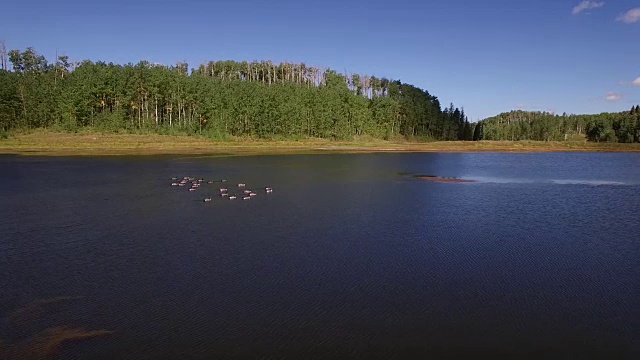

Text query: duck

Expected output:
[243,196,251,200]
[203,196,212,202]
[238,183,246,187]
[249,192,257,197]
[220,188,228,192]
[171,183,179,186]
[243,190,252,194]
[221,179,228,183]
[229,195,237,200]
[220,193,229,197]
[189,188,197,192]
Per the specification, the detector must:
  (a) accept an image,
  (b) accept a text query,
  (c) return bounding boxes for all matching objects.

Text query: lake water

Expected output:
[1,152,638,359]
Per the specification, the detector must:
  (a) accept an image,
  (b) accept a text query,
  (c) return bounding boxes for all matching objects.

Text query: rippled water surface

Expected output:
[1,152,638,359]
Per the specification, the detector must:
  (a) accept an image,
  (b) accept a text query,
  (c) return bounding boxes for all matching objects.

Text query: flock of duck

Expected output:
[171,176,273,202]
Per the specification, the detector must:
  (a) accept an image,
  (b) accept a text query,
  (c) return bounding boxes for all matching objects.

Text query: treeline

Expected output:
[478,107,640,143]
[0,47,476,140]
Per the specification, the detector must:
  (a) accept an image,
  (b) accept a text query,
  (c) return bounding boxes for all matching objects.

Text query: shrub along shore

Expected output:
[1,130,639,156]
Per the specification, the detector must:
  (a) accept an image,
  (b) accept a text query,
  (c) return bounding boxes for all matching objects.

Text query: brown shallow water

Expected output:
[1,297,114,360]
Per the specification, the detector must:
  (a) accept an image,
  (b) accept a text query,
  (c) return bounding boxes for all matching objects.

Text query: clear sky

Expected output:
[1,0,639,119]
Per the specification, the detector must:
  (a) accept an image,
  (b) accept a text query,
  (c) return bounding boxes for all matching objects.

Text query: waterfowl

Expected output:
[203,197,212,202]
[171,183,178,186]
[249,192,257,197]
[220,188,228,192]
[243,190,251,194]
[189,188,197,192]
[178,183,186,187]
[221,179,228,182]
[238,183,246,187]
[220,193,229,197]
[243,196,251,200]
[207,180,213,184]
[229,195,237,200]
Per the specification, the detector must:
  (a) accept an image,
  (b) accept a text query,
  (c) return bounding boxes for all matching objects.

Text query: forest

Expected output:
[0,46,475,141]
[2,46,638,144]
[478,107,640,143]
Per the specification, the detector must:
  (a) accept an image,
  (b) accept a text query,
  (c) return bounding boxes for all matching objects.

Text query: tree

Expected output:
[463,119,473,140]
[0,46,477,141]
[0,40,7,71]
[472,122,483,141]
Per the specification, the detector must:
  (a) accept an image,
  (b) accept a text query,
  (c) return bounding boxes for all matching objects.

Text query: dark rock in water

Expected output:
[413,175,476,183]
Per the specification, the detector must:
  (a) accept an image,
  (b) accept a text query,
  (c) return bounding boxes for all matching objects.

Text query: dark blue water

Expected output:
[1,153,638,359]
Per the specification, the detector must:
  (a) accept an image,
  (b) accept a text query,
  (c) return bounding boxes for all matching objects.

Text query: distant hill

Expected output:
[477,107,640,143]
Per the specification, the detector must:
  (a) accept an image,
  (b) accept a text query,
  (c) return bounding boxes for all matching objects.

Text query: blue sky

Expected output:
[1,0,639,120]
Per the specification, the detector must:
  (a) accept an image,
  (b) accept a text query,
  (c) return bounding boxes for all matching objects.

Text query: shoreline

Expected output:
[1,131,640,156]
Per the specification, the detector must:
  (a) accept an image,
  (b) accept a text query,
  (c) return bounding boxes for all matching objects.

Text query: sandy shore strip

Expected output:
[2,131,640,156]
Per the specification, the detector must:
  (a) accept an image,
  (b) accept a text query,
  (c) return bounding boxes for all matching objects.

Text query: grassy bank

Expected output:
[1,130,640,156]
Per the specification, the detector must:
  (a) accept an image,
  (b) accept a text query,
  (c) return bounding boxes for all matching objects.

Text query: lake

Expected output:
[1,152,638,359]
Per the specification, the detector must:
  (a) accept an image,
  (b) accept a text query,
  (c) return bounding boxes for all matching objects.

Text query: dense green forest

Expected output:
[478,107,640,143]
[0,46,476,140]
[3,46,637,144]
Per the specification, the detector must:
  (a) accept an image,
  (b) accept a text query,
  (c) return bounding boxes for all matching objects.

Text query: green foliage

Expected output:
[479,109,640,143]
[0,47,472,141]
[472,122,483,141]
